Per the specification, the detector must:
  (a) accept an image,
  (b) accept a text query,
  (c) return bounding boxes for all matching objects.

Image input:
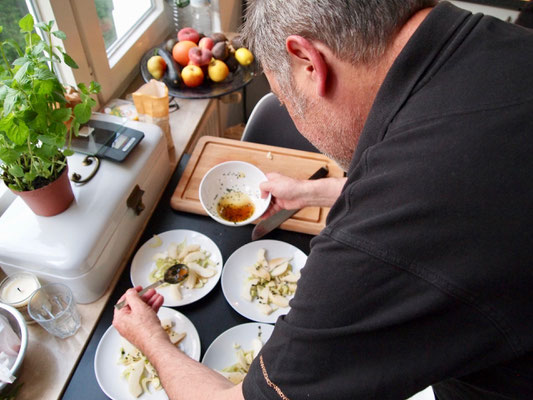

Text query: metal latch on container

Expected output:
[127,185,145,215]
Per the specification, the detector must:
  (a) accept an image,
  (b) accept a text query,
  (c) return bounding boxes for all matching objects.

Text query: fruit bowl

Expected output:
[140,45,260,99]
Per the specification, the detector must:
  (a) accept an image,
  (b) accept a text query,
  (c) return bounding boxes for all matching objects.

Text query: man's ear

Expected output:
[286,35,328,97]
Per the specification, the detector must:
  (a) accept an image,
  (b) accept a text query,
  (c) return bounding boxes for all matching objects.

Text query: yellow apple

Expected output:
[181,64,204,87]
[208,59,229,82]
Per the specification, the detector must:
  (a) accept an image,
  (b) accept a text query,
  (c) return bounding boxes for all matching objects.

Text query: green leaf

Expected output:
[31,41,45,57]
[4,119,29,146]
[89,81,102,94]
[63,148,74,156]
[0,147,20,164]
[19,14,35,33]
[73,102,92,123]
[0,86,7,102]
[36,68,57,81]
[51,108,71,122]
[0,26,3,34]
[12,56,28,66]
[3,88,20,116]
[8,164,23,178]
[13,61,30,82]
[25,33,41,47]
[16,109,37,122]
[36,79,55,95]
[62,52,78,69]
[52,30,67,40]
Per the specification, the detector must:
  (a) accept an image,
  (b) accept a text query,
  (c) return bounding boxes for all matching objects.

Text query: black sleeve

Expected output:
[242,233,515,400]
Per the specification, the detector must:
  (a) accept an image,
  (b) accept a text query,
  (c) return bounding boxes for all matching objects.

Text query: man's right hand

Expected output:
[259,172,347,218]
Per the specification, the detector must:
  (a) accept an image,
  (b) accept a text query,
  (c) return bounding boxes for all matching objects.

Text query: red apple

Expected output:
[177,27,200,43]
[181,64,204,87]
[198,36,215,51]
[188,47,212,67]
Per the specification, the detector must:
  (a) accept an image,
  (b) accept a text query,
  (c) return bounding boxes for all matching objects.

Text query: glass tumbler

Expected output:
[27,283,81,339]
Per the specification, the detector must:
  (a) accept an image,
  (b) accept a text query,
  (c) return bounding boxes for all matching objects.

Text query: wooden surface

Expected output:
[170,136,344,235]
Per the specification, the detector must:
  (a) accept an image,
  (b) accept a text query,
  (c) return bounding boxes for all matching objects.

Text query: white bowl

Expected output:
[199,161,271,226]
[0,303,28,393]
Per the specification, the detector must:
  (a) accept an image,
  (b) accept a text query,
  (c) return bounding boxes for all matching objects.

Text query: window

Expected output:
[95,0,154,55]
[0,0,33,76]
[30,0,173,104]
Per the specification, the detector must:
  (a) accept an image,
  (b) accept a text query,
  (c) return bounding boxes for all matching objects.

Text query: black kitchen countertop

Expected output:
[62,154,313,399]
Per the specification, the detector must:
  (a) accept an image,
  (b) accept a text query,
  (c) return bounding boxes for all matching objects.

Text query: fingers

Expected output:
[124,288,148,312]
[260,181,272,199]
[147,293,164,311]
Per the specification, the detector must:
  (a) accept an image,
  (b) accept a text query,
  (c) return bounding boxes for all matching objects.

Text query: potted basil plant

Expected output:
[0,14,100,216]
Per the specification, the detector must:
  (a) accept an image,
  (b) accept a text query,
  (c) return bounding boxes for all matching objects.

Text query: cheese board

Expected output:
[170,136,344,235]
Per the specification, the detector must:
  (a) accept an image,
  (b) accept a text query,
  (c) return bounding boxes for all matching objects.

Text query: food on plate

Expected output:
[220,328,265,384]
[153,29,254,87]
[146,55,167,80]
[149,234,163,248]
[181,64,204,88]
[150,239,218,301]
[188,46,212,67]
[164,38,177,53]
[154,48,181,86]
[211,41,229,61]
[208,59,230,83]
[242,249,300,315]
[177,27,200,43]
[118,318,186,397]
[172,40,197,67]
[198,36,215,50]
[210,32,227,44]
[235,48,254,66]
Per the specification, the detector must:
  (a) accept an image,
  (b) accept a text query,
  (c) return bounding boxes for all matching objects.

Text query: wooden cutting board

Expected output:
[170,136,344,235]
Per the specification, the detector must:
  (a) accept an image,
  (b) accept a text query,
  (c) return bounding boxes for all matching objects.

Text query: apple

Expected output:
[188,47,212,67]
[198,36,215,51]
[146,55,167,80]
[207,59,229,82]
[177,27,200,43]
[181,64,204,87]
[172,40,197,67]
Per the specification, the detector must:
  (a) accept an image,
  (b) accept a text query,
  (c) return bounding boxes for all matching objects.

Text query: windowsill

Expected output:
[0,181,16,216]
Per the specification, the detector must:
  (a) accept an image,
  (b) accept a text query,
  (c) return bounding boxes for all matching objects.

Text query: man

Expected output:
[113,1,533,399]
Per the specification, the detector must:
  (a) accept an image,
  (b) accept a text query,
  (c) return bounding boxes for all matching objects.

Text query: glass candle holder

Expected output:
[0,272,41,324]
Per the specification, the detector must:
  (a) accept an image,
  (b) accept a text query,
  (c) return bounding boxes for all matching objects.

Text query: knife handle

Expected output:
[308,166,329,180]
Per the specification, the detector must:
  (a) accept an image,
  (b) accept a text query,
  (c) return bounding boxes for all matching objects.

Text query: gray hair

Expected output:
[241,0,436,88]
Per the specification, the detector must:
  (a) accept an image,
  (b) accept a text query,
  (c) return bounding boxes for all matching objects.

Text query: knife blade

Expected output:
[251,165,329,240]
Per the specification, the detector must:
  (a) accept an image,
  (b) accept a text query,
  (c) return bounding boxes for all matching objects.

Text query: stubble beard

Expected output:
[285,83,363,172]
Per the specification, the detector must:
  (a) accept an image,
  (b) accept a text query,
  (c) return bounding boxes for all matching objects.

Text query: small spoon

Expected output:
[115,264,189,310]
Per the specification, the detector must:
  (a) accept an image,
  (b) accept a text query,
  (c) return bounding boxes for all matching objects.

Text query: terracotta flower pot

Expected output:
[11,166,75,217]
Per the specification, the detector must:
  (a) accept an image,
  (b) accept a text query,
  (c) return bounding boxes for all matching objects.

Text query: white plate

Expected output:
[201,322,274,372]
[94,307,201,400]
[131,230,223,307]
[221,240,308,323]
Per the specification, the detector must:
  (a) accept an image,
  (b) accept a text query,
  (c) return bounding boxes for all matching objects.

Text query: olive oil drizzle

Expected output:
[217,191,255,223]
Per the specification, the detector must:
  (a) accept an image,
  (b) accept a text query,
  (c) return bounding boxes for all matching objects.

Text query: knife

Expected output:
[252,165,329,240]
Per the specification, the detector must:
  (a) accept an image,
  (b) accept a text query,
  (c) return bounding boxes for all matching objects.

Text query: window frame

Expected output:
[31,0,173,105]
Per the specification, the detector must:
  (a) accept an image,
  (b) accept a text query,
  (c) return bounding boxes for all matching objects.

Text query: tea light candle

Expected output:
[0,272,41,323]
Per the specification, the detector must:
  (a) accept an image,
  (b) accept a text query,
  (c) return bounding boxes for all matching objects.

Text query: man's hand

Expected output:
[260,172,346,218]
[112,286,167,353]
